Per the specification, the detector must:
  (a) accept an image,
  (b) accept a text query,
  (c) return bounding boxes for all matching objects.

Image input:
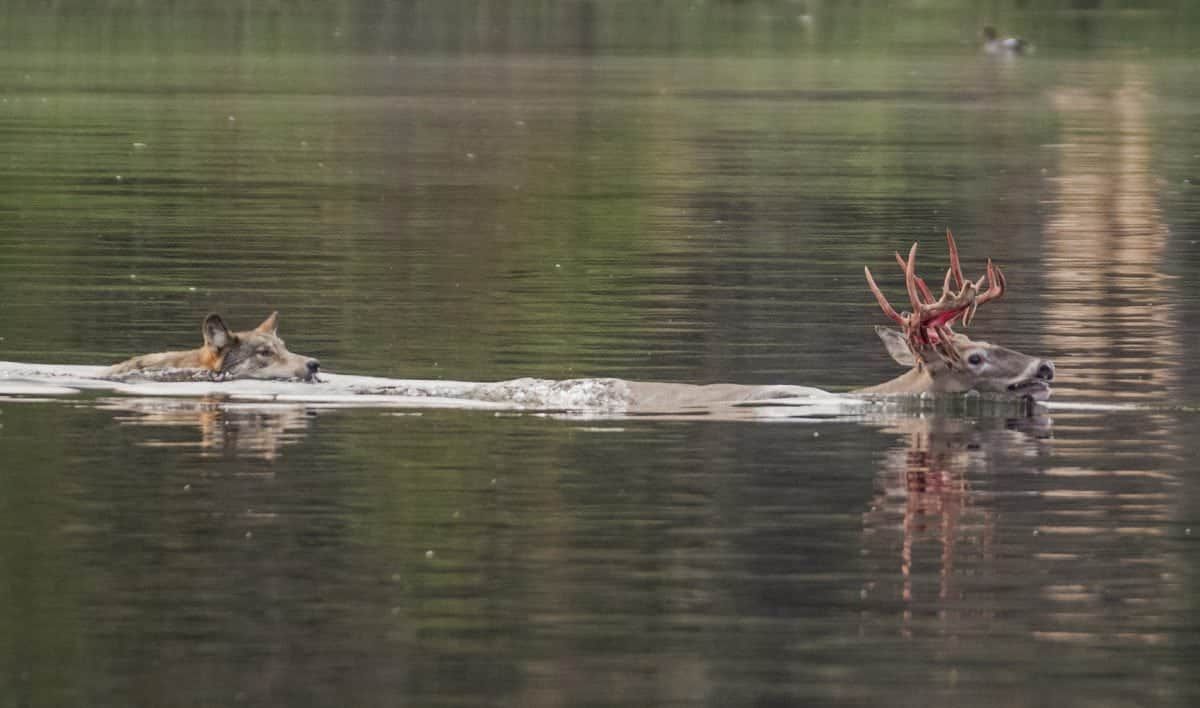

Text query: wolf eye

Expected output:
[967,352,985,367]
[257,347,272,357]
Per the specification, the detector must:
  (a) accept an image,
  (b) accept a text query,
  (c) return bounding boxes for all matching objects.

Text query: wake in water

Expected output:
[0,360,856,419]
[0,360,1136,419]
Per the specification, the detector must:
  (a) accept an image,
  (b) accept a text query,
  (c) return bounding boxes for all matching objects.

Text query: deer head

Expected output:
[856,229,1055,401]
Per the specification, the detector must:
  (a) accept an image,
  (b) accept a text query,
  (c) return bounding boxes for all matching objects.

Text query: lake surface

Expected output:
[1,2,1199,706]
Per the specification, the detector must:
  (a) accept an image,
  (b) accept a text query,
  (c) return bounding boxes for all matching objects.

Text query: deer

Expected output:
[854,230,1055,401]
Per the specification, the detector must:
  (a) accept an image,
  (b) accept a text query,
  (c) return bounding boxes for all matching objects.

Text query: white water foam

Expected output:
[0,360,861,419]
[2,360,1145,419]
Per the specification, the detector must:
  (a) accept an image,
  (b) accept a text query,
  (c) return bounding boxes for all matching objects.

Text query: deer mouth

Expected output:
[1007,379,1051,401]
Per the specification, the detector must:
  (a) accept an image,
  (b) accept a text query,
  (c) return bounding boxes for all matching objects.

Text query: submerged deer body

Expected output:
[854,230,1055,401]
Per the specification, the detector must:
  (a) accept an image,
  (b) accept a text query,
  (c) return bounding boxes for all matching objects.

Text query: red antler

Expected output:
[864,229,1007,360]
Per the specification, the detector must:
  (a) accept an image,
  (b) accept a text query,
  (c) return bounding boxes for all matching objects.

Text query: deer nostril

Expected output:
[307,359,320,373]
[1036,361,1055,381]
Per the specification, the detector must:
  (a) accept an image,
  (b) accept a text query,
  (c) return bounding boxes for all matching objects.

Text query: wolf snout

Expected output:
[1035,360,1055,381]
[306,358,320,375]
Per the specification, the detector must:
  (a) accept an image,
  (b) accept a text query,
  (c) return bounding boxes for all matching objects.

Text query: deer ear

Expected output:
[875,326,915,367]
[203,314,233,351]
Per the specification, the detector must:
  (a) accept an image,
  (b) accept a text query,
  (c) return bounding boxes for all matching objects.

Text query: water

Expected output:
[2,2,1200,706]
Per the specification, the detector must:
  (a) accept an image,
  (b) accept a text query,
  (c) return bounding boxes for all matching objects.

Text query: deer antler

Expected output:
[865,229,1006,362]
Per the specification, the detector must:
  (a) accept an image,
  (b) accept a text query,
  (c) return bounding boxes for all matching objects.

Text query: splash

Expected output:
[1,360,1137,419]
[0,360,856,419]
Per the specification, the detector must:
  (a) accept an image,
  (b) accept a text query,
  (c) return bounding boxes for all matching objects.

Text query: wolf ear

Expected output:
[203,314,233,350]
[254,311,278,335]
[875,326,916,367]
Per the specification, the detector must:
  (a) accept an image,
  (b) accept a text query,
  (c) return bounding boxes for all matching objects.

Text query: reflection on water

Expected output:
[862,415,1052,614]
[855,412,1192,704]
[1044,63,1179,402]
[1,400,1196,706]
[96,397,314,461]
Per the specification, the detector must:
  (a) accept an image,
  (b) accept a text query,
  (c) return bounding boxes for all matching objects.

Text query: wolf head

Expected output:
[203,312,320,381]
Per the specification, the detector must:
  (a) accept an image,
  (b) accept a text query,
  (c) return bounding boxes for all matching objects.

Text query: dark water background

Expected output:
[2,2,1200,706]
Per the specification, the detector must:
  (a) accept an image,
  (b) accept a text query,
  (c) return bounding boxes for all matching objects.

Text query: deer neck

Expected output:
[854,366,935,395]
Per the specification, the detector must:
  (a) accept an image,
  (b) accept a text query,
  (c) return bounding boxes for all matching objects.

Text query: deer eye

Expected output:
[966,352,985,367]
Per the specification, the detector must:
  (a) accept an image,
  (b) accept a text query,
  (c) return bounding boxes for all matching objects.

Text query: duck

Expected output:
[982,26,1030,55]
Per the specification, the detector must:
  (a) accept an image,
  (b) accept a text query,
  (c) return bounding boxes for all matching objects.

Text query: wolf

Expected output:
[103,312,320,381]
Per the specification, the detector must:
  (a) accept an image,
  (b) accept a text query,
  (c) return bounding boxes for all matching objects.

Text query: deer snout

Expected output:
[1035,361,1055,381]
